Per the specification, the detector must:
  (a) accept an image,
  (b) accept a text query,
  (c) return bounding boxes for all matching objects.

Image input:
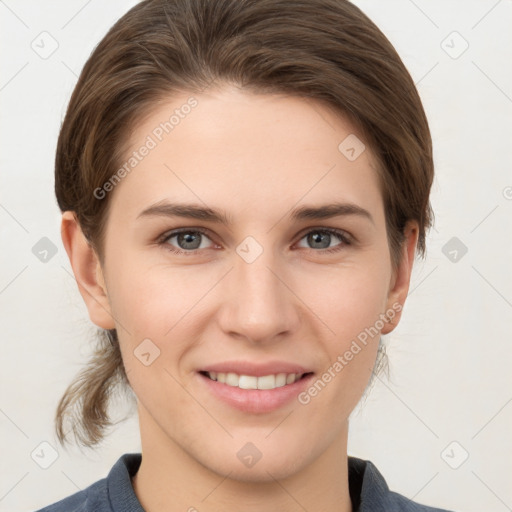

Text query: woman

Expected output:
[36,0,454,510]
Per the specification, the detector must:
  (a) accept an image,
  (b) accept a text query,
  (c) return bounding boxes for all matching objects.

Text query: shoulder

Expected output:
[33,479,107,512]
[349,456,456,512]
[33,453,143,512]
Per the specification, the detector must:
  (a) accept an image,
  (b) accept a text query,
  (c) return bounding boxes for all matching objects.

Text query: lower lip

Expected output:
[198,372,315,414]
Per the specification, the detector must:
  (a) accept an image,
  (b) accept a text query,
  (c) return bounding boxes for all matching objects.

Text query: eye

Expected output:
[159,228,216,255]
[296,228,352,253]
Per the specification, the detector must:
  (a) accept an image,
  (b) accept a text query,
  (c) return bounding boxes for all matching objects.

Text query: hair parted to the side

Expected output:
[54,0,434,448]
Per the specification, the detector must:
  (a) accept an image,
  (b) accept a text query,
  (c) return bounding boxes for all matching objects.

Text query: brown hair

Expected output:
[54,0,434,448]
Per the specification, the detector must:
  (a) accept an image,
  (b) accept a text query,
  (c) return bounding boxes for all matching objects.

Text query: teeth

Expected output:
[206,371,304,389]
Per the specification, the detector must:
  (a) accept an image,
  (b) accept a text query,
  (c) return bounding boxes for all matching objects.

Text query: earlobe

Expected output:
[381,221,419,335]
[60,211,116,330]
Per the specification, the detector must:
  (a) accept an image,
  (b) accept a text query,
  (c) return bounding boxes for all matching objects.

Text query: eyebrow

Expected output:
[136,200,374,225]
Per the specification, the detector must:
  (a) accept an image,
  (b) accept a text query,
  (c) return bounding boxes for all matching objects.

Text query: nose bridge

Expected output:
[218,238,299,342]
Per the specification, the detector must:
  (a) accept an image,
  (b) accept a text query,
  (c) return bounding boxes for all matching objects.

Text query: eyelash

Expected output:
[157,227,353,256]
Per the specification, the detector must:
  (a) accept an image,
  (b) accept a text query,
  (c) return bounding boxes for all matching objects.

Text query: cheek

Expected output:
[294,274,387,423]
[107,261,206,340]
[300,259,390,338]
[300,262,389,386]
[106,262,218,392]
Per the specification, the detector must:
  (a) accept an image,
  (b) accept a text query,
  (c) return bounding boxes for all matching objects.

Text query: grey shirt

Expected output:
[34,453,454,511]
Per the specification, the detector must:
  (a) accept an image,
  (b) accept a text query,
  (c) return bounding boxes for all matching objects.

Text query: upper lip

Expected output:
[199,361,314,377]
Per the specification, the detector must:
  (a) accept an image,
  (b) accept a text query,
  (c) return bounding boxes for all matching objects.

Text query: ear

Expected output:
[60,211,116,330]
[381,221,419,335]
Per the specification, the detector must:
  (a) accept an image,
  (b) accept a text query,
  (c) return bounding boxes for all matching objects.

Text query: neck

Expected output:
[132,405,353,512]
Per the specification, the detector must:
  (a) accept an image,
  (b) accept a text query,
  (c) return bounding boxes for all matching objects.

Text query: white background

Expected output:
[1,1,511,511]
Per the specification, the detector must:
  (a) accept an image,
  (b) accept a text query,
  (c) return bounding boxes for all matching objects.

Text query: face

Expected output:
[69,85,417,481]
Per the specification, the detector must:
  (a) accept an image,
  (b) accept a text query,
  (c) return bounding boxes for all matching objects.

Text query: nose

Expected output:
[216,245,301,344]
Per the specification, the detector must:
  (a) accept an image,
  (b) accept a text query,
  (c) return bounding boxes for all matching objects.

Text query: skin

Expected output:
[61,85,418,512]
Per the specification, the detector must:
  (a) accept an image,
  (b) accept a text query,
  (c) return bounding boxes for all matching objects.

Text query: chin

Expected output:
[199,443,313,483]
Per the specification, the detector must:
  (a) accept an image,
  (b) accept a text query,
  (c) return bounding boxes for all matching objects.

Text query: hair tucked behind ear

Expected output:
[55,329,131,448]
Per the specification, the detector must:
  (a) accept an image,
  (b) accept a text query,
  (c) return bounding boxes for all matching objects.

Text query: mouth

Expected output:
[198,370,314,390]
[196,361,316,413]
[197,369,315,413]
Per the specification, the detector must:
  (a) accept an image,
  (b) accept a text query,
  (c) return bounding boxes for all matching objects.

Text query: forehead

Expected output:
[107,86,384,225]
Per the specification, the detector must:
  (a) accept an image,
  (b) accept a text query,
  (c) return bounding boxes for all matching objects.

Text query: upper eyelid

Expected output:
[159,226,215,243]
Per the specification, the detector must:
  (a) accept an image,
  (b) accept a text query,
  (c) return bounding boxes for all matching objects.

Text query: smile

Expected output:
[201,371,311,390]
